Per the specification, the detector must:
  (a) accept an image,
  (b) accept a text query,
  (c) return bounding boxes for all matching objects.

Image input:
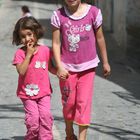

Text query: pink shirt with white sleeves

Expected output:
[13,45,52,99]
[51,5,103,72]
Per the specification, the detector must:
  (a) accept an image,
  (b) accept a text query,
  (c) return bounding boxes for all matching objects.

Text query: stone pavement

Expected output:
[0,0,140,140]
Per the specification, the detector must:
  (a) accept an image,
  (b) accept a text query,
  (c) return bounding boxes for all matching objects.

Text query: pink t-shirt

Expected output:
[13,45,52,99]
[51,5,102,72]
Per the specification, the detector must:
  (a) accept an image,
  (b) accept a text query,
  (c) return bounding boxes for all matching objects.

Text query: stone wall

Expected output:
[97,0,127,50]
[126,0,140,66]
[96,0,113,32]
[96,0,140,71]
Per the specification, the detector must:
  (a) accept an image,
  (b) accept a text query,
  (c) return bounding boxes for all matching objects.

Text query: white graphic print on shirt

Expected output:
[65,20,92,52]
[25,84,40,96]
[35,61,46,69]
[25,61,46,96]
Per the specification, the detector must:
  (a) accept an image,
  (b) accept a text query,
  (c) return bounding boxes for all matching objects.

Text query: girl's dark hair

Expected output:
[22,5,30,13]
[12,16,44,46]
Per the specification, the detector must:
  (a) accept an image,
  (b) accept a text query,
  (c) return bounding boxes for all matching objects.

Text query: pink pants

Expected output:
[21,95,53,140]
[60,68,95,125]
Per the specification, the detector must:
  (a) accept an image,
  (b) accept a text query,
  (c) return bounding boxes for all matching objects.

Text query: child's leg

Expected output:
[21,98,39,140]
[79,125,88,140]
[65,119,74,137]
[75,69,95,140]
[38,95,53,140]
[75,69,95,124]
[59,73,78,138]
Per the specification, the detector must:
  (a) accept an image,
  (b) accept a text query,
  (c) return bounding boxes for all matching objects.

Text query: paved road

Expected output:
[0,0,140,140]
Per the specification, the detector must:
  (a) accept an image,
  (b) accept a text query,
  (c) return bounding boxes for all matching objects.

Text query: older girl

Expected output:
[51,0,111,140]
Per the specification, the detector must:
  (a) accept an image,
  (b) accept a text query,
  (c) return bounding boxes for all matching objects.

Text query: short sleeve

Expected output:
[94,9,103,29]
[12,49,25,65]
[51,11,60,28]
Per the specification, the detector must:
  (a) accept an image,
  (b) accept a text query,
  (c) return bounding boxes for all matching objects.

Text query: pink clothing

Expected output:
[13,45,52,99]
[21,95,53,140]
[51,5,102,72]
[59,69,95,125]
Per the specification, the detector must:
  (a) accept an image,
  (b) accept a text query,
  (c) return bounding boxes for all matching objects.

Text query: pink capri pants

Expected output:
[59,68,95,125]
[21,95,53,140]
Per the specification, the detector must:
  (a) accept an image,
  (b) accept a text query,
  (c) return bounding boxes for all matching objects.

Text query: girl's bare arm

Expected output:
[52,27,69,79]
[16,54,32,75]
[16,44,35,75]
[96,26,111,77]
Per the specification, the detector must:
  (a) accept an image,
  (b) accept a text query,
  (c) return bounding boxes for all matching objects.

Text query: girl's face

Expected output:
[20,29,37,47]
[64,0,81,7]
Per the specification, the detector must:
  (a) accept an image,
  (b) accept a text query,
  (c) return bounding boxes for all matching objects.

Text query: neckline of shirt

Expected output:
[64,4,91,20]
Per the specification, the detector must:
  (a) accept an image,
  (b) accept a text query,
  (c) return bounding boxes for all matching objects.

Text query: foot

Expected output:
[65,134,77,140]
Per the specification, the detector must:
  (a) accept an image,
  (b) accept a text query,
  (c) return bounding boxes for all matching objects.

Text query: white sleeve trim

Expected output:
[51,11,60,28]
[94,9,103,29]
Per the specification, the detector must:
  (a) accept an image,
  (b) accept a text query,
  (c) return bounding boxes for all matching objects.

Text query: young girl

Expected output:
[12,16,56,140]
[51,0,111,140]
[21,5,32,17]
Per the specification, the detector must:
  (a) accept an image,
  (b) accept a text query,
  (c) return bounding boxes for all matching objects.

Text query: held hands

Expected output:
[57,67,69,80]
[103,63,111,78]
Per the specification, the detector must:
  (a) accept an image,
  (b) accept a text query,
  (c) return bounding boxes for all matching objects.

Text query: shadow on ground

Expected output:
[0,103,24,119]
[12,136,24,140]
[90,123,140,140]
[54,115,140,140]
[0,104,23,112]
[0,136,24,140]
[96,33,140,106]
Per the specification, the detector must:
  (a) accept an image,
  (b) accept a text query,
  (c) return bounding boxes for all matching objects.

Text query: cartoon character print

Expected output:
[68,34,80,52]
[62,86,71,106]
[65,20,92,52]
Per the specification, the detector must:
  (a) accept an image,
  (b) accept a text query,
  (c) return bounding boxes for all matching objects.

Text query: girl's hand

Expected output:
[26,40,36,58]
[103,63,111,78]
[57,67,69,80]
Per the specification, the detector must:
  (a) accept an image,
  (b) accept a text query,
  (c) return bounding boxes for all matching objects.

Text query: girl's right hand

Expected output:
[103,63,111,78]
[26,40,36,58]
[57,67,69,80]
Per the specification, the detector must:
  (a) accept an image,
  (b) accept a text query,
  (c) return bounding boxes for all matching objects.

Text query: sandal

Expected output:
[65,134,77,140]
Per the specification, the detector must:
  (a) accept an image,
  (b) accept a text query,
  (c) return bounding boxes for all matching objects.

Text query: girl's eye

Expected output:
[21,33,32,39]
[20,30,34,40]
[20,35,25,39]
[27,32,32,36]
